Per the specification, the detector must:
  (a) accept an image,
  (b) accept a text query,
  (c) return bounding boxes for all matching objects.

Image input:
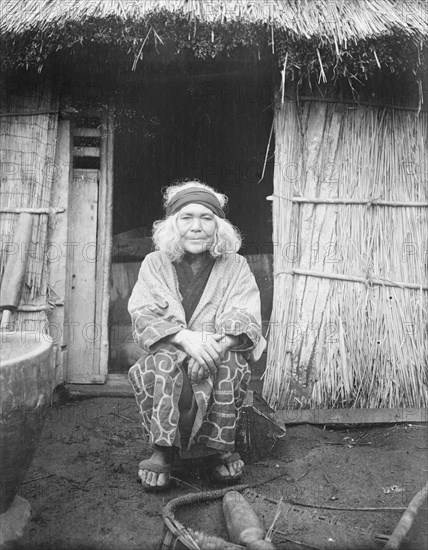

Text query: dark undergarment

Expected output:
[173,251,215,323]
[173,252,216,447]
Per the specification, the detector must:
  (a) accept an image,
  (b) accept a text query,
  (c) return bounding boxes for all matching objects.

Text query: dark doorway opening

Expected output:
[109,72,274,378]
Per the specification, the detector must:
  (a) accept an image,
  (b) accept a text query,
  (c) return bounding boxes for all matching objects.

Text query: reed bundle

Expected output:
[263,98,427,409]
[0,79,58,330]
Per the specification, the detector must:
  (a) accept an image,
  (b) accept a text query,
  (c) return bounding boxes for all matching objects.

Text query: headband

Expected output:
[166,187,226,218]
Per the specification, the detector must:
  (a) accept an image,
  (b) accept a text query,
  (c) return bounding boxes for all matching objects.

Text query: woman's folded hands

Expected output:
[168,330,239,384]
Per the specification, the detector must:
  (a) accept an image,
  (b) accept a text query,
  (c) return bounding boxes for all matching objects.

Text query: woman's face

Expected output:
[176,203,216,255]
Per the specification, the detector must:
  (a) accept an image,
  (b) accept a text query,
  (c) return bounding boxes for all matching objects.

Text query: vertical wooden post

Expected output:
[101,108,114,378]
[93,109,114,381]
[47,119,71,385]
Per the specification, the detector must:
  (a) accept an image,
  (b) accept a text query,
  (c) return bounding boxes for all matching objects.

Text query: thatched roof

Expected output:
[1,0,427,80]
[2,0,427,38]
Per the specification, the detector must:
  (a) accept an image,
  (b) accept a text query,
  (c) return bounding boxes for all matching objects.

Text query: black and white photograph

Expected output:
[0,1,427,549]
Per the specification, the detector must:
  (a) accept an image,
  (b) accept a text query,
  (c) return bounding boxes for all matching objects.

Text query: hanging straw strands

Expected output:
[1,0,426,84]
[0,79,59,331]
[263,98,427,410]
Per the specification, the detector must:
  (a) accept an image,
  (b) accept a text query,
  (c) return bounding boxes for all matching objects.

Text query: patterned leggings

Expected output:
[128,343,250,454]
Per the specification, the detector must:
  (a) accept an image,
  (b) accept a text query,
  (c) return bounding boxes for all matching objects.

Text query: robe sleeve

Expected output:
[128,254,186,353]
[215,257,266,362]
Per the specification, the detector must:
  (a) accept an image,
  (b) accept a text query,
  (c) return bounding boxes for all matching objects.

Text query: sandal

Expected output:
[138,459,172,492]
[211,452,244,484]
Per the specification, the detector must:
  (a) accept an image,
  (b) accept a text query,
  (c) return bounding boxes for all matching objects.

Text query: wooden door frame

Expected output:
[63,108,114,384]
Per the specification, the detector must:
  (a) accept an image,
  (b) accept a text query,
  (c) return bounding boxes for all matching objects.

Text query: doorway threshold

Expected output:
[67,374,133,398]
[68,374,264,398]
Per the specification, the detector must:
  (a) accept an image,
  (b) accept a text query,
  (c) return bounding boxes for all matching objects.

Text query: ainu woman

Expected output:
[128,180,266,490]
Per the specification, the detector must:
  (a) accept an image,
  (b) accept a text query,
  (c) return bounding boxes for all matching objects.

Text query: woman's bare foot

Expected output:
[138,448,171,489]
[214,451,244,480]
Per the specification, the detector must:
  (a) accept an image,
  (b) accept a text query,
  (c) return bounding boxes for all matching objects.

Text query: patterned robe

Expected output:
[128,250,266,455]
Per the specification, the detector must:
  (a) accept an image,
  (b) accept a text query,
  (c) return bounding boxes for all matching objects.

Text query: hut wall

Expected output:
[264,97,427,409]
[0,78,60,353]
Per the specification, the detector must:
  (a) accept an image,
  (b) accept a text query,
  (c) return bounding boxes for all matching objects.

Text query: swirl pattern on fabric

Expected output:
[129,347,250,451]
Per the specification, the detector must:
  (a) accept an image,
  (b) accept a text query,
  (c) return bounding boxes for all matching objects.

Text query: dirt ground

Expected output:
[9,394,428,550]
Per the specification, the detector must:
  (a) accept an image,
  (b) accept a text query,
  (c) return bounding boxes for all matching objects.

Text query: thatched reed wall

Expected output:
[0,79,59,331]
[264,97,427,409]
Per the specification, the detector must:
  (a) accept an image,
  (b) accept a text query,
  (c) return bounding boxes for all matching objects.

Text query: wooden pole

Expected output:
[269,195,428,207]
[0,213,33,309]
[297,96,425,113]
[0,207,65,214]
[48,119,72,386]
[384,482,428,550]
[0,213,33,328]
[290,197,428,207]
[275,268,428,292]
[0,110,58,117]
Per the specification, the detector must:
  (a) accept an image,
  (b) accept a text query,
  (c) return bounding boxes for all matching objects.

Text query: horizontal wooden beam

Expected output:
[67,377,428,425]
[275,268,428,292]
[66,374,106,385]
[0,207,65,214]
[297,96,425,113]
[68,377,132,397]
[72,108,104,117]
[291,197,428,207]
[73,128,101,137]
[73,146,100,157]
[15,305,52,312]
[269,195,428,207]
[114,67,273,85]
[274,408,428,425]
[0,109,58,117]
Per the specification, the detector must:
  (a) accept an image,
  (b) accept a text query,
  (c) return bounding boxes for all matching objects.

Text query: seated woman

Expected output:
[128,180,266,491]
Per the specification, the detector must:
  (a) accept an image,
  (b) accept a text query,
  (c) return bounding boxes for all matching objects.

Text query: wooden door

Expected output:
[64,112,113,384]
[65,169,100,383]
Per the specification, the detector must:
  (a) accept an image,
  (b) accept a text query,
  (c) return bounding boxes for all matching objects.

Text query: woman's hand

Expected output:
[187,357,210,384]
[183,334,243,384]
[170,330,223,374]
[214,334,241,358]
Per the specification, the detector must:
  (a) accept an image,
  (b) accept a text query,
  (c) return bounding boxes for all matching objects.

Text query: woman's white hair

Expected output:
[152,180,242,261]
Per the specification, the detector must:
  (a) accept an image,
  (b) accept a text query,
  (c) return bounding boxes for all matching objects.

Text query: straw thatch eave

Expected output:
[2,0,427,39]
[1,1,427,82]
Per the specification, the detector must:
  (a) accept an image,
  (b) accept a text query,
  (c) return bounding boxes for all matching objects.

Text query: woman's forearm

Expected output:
[166,329,187,347]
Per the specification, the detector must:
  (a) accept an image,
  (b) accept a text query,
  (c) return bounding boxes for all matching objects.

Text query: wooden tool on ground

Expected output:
[0,213,33,328]
[384,482,428,550]
[223,491,275,550]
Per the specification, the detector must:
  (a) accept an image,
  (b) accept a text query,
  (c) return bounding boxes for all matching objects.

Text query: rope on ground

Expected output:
[243,488,406,512]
